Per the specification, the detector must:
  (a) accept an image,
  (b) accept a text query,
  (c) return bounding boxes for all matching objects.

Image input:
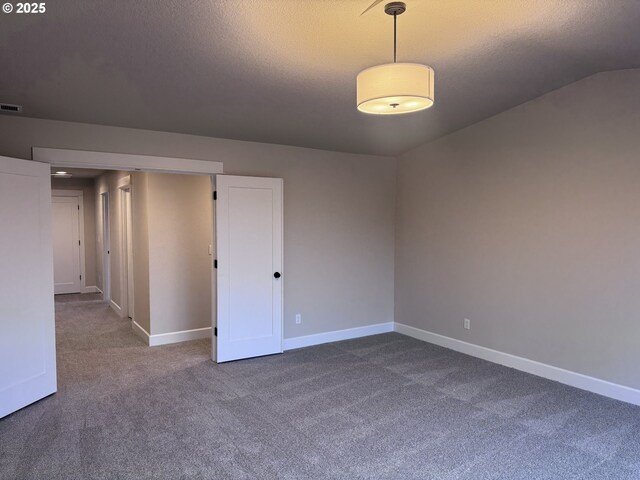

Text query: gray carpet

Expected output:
[1,297,640,479]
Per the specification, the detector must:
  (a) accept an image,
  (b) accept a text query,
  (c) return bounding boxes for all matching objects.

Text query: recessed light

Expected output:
[51,171,72,178]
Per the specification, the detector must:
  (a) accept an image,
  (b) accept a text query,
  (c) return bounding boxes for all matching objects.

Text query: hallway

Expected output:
[1,295,213,479]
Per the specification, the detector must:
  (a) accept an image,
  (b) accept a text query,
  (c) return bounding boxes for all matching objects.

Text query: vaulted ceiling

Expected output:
[2,0,640,155]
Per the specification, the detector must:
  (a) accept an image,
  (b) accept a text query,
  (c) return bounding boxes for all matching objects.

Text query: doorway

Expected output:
[39,148,283,364]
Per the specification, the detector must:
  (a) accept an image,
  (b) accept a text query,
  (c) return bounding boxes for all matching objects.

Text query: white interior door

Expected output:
[0,156,57,418]
[216,175,283,363]
[52,196,81,294]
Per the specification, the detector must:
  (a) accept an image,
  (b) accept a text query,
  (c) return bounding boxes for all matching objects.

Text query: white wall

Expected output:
[51,177,97,287]
[396,69,640,390]
[146,172,212,336]
[0,117,396,339]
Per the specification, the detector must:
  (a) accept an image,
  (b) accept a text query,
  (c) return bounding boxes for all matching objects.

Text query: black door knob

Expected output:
[274,272,281,279]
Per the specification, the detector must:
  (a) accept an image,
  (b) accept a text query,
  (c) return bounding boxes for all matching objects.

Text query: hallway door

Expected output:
[215,175,283,363]
[0,155,57,418]
[52,195,82,294]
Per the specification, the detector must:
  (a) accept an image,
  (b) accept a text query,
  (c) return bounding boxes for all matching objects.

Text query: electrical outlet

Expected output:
[464,318,471,330]
[295,314,302,325]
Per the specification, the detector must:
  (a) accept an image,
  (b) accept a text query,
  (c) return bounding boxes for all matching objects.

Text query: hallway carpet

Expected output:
[1,297,640,479]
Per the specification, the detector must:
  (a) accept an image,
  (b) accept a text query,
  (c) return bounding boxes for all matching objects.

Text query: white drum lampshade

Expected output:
[357,62,434,115]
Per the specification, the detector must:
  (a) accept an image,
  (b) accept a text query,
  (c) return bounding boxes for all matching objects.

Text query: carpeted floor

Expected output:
[1,296,640,479]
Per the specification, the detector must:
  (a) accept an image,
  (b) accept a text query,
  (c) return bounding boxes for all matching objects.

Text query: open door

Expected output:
[0,156,57,418]
[216,175,283,362]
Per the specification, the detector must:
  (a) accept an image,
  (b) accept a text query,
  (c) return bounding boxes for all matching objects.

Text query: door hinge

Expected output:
[214,327,217,337]
[79,274,82,280]
[78,205,80,210]
[214,259,217,269]
[78,240,81,246]
[213,191,217,200]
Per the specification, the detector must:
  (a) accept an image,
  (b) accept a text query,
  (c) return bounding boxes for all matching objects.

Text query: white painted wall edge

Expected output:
[32,147,223,175]
[148,326,212,347]
[394,322,640,406]
[131,320,150,346]
[109,300,123,317]
[283,322,394,350]
[82,286,101,294]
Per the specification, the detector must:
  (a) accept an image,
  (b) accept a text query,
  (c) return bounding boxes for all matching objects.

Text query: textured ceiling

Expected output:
[1,0,640,156]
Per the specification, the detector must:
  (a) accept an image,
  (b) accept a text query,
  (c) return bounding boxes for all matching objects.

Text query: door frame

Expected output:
[51,189,86,294]
[33,147,224,359]
[99,190,111,304]
[117,175,134,319]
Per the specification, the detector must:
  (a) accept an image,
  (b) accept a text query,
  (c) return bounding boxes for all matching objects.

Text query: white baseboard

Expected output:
[82,285,101,294]
[284,322,394,351]
[394,322,640,406]
[131,321,211,347]
[149,326,212,347]
[131,320,150,345]
[109,300,123,317]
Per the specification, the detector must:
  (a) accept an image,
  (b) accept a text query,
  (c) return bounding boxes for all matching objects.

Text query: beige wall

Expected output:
[0,117,396,339]
[146,173,212,335]
[396,69,640,389]
[51,177,97,287]
[132,172,151,333]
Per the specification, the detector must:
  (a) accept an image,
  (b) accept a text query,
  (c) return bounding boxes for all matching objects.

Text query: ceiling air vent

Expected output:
[0,103,22,113]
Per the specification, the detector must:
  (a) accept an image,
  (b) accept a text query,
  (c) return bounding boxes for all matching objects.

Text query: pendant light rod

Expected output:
[384,2,406,62]
[393,12,397,63]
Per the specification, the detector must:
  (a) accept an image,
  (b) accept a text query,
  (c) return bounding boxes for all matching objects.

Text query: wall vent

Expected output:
[0,103,22,113]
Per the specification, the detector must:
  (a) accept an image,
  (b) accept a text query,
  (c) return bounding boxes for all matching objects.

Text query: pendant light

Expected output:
[357,2,434,115]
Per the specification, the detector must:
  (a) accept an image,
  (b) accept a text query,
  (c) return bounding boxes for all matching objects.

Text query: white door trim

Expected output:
[32,147,223,175]
[51,189,86,294]
[100,191,111,303]
[117,176,133,319]
[210,175,217,361]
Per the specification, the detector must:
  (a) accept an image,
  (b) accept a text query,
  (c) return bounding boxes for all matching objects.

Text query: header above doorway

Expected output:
[33,147,223,175]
